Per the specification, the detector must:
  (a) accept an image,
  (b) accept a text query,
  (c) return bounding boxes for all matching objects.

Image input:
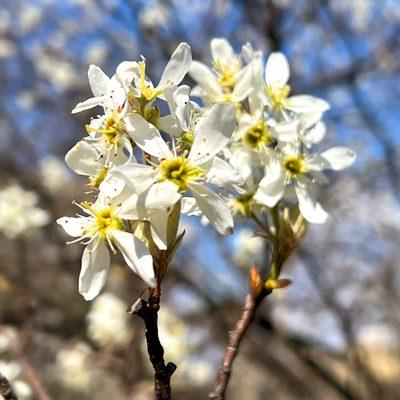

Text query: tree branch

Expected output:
[129,289,176,400]
[0,372,19,400]
[209,289,271,399]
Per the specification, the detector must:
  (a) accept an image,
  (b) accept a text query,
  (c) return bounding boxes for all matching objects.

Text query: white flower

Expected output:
[110,103,241,247]
[234,228,265,268]
[14,380,32,400]
[65,140,128,196]
[39,156,71,193]
[86,292,132,347]
[0,327,17,352]
[157,307,191,361]
[254,142,355,223]
[139,1,170,29]
[71,65,127,114]
[56,343,92,392]
[189,38,255,105]
[115,42,191,105]
[57,195,155,301]
[0,185,49,239]
[256,52,330,115]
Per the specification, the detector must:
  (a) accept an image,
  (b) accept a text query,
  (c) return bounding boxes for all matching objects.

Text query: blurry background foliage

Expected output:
[0,0,399,399]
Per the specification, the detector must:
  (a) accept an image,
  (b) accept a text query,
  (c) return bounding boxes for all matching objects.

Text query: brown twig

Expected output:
[13,348,51,400]
[209,289,271,399]
[129,287,176,400]
[0,372,19,400]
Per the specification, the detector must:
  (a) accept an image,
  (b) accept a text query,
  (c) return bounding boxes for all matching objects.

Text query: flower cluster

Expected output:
[58,39,354,300]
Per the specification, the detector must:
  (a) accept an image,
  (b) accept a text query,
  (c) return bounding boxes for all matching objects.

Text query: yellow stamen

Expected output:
[83,204,125,240]
[243,121,274,148]
[283,155,307,176]
[158,156,204,192]
[266,85,291,110]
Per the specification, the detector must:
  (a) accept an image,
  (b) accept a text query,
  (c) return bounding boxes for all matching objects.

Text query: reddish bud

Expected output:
[249,266,264,296]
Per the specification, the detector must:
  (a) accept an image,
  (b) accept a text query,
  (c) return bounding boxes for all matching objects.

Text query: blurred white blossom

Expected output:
[19,3,42,33]
[0,326,17,352]
[39,156,71,193]
[0,39,16,59]
[56,343,92,392]
[86,292,132,347]
[0,185,50,239]
[234,228,264,268]
[139,2,171,29]
[85,41,109,65]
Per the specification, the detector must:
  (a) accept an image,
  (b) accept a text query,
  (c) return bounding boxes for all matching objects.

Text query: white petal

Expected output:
[158,115,182,137]
[211,38,235,66]
[229,147,259,182]
[163,85,191,131]
[303,121,326,145]
[254,153,285,207]
[181,197,202,216]
[188,183,233,235]
[232,63,254,102]
[115,61,139,88]
[79,238,110,301]
[57,216,90,237]
[159,42,192,88]
[149,209,169,250]
[287,95,330,114]
[265,52,290,87]
[65,141,99,176]
[99,175,125,198]
[110,163,157,194]
[295,184,328,224]
[320,147,355,170]
[88,65,110,97]
[189,103,236,164]
[189,61,222,99]
[241,42,254,63]
[111,230,155,287]
[106,76,127,108]
[117,193,139,220]
[205,157,244,187]
[138,181,181,212]
[71,96,104,114]
[255,175,285,208]
[125,114,172,159]
[273,120,299,142]
[299,112,322,130]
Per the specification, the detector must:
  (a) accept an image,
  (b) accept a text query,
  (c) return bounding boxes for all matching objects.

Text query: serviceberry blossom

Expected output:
[57,195,154,300]
[59,38,355,300]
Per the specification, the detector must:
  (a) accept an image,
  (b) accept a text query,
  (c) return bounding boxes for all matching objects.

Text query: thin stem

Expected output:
[129,285,176,400]
[0,372,19,400]
[251,213,275,242]
[209,289,271,399]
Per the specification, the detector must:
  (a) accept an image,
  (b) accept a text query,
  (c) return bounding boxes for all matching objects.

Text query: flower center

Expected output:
[233,191,255,217]
[243,121,273,148]
[86,113,126,145]
[283,156,306,176]
[137,61,164,102]
[179,131,194,151]
[83,204,125,240]
[214,59,241,90]
[266,85,291,110]
[158,156,204,192]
